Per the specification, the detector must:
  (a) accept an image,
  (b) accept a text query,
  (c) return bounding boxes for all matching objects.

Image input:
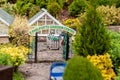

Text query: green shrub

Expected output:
[13,71,24,80]
[0,53,12,66]
[57,0,65,8]
[28,5,40,18]
[65,0,74,6]
[36,0,64,9]
[116,68,120,80]
[109,31,120,75]
[63,56,103,80]
[13,0,33,16]
[73,0,110,56]
[47,1,62,17]
[68,0,86,17]
[115,0,120,8]
[47,0,65,8]
[97,0,115,6]
[36,0,47,8]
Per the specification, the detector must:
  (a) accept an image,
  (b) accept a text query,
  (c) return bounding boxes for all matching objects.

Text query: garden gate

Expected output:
[29,25,76,62]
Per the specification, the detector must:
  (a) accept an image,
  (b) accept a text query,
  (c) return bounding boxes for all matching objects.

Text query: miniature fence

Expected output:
[47,35,60,50]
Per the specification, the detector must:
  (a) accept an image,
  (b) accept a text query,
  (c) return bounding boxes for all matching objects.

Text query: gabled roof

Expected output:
[0,8,14,26]
[28,8,63,26]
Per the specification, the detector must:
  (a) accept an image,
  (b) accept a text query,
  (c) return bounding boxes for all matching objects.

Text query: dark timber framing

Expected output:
[66,33,69,60]
[35,32,38,63]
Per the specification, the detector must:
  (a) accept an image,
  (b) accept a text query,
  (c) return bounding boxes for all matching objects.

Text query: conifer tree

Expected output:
[73,0,110,56]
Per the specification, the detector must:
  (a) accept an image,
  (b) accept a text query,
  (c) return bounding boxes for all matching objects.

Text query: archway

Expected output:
[29,25,76,35]
[29,25,76,62]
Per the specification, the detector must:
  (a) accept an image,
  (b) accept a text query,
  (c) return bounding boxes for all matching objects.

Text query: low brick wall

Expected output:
[108,26,120,32]
[0,36,9,44]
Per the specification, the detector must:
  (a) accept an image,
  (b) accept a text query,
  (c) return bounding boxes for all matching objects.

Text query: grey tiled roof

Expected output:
[28,9,44,24]
[28,8,63,26]
[0,8,14,26]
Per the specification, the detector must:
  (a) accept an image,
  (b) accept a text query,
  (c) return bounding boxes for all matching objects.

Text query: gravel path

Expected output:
[20,48,64,80]
[20,63,52,80]
[19,41,73,80]
[20,45,64,80]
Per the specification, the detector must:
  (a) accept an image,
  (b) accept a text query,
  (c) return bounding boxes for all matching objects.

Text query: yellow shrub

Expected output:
[97,5,120,26]
[80,5,120,26]
[9,15,29,47]
[0,46,28,66]
[63,18,81,30]
[87,53,116,80]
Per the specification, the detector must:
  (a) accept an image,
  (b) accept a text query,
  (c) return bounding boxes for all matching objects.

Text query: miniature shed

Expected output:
[28,8,76,49]
[28,8,64,36]
[28,8,65,50]
[28,8,76,62]
[0,8,14,43]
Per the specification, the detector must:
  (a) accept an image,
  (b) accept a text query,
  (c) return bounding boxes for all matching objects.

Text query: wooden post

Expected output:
[66,33,69,60]
[62,32,69,60]
[35,32,38,63]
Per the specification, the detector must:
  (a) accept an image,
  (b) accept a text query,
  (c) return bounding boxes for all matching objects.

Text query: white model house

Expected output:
[28,8,63,37]
[0,8,14,43]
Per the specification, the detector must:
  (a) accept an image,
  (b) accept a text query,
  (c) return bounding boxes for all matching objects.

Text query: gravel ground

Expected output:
[19,41,73,80]
[19,63,51,80]
[37,49,64,61]
[19,46,64,80]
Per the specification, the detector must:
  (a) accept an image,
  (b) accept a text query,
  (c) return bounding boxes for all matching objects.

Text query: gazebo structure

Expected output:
[28,8,76,62]
[0,8,14,44]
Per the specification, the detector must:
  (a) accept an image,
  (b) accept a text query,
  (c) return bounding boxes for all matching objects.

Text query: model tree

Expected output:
[73,0,110,56]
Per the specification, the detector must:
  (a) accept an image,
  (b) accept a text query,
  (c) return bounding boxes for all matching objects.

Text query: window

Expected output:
[0,22,8,36]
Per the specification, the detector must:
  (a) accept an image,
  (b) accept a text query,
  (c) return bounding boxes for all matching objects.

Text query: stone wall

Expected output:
[108,26,120,32]
[0,36,9,44]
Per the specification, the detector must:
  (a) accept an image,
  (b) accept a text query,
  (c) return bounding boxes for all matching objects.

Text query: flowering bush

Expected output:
[9,15,29,47]
[80,5,120,26]
[0,46,29,67]
[87,53,116,80]
[97,5,120,26]
[63,18,81,30]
